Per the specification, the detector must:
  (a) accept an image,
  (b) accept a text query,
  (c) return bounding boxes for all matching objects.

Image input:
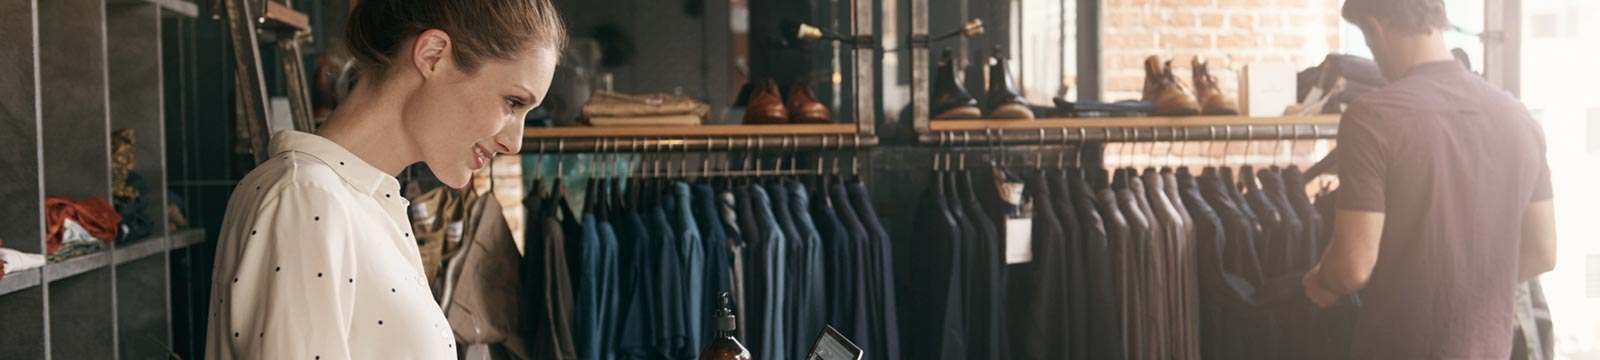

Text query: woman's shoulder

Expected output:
[231,152,356,207]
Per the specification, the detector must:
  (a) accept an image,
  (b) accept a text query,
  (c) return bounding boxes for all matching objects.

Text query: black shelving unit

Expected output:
[0,0,202,358]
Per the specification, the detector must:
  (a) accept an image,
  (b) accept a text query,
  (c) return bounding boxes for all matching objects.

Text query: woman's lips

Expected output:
[472,145,490,169]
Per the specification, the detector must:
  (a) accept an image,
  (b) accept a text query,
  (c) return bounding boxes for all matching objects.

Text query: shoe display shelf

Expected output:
[904,0,1340,145]
[917,114,1342,144]
[522,0,877,154]
[0,0,203,359]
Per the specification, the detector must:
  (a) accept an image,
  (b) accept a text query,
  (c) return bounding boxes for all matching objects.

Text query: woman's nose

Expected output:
[494,117,523,154]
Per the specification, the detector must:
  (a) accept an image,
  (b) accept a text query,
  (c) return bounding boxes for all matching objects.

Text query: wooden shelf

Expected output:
[0,268,42,297]
[928,114,1341,132]
[107,0,199,18]
[262,1,308,31]
[523,124,861,139]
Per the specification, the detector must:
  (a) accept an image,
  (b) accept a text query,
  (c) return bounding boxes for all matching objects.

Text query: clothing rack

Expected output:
[917,115,1341,146]
[522,134,881,154]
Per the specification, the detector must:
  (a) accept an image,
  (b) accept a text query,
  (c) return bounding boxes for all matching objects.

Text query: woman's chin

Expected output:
[428,164,473,189]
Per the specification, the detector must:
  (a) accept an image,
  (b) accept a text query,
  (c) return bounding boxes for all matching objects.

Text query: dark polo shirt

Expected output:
[1336,60,1553,359]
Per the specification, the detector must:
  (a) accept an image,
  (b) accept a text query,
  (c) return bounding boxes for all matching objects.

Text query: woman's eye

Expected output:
[506,98,525,109]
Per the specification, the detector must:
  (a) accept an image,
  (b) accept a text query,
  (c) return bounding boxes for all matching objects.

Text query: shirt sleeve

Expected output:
[227,183,361,359]
[1529,125,1554,202]
[1335,105,1391,212]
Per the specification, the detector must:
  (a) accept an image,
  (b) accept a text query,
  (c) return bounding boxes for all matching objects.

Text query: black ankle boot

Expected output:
[932,48,981,120]
[985,45,1033,119]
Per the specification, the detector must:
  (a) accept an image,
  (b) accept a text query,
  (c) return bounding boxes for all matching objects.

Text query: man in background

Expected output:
[1303,0,1559,358]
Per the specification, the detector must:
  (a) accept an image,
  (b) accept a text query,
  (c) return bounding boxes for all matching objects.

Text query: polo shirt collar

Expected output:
[1404,60,1466,78]
[269,130,401,197]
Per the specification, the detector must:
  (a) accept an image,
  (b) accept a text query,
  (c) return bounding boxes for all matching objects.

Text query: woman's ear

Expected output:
[411,29,454,80]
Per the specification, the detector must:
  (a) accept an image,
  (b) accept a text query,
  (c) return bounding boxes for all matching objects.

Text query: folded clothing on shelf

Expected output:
[45,196,121,255]
[48,241,104,263]
[2,248,47,273]
[581,90,709,126]
[116,172,154,243]
[1052,98,1155,118]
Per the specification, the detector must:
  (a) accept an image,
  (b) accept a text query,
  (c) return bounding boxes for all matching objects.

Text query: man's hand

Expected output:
[1304,265,1342,308]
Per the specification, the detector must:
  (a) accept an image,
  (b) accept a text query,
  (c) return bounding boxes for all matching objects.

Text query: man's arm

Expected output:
[1315,210,1386,295]
[1519,200,1557,282]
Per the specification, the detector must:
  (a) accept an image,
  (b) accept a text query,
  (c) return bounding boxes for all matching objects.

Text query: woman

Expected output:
[205,0,564,358]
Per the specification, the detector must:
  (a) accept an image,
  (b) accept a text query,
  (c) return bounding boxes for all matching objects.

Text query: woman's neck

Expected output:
[315,79,421,176]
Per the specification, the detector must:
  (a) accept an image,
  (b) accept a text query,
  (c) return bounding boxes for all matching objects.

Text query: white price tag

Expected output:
[410,202,432,221]
[446,221,465,243]
[1005,218,1033,264]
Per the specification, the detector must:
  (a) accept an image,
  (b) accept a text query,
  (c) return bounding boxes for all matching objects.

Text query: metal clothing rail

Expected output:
[521,134,880,154]
[920,123,1338,146]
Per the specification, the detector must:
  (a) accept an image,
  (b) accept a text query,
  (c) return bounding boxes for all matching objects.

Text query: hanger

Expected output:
[851,134,861,182]
[583,138,598,214]
[1178,127,1193,174]
[528,139,546,200]
[809,135,824,191]
[596,138,611,220]
[626,138,640,211]
[701,137,713,184]
[549,138,567,209]
[1036,129,1046,171]
[681,136,692,184]
[1305,125,1337,182]
[1288,125,1300,170]
[789,135,800,181]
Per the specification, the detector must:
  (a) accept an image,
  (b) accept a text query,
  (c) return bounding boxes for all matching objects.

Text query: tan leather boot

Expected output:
[1141,56,1201,116]
[1192,57,1240,115]
[743,79,790,124]
[786,81,833,124]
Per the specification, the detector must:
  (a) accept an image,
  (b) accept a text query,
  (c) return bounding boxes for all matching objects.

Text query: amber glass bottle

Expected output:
[699,292,752,360]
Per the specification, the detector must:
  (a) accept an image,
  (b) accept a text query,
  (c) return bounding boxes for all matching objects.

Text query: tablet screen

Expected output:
[807,325,863,360]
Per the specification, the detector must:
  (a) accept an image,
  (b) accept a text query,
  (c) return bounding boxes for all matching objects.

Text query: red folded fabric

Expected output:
[45,197,122,255]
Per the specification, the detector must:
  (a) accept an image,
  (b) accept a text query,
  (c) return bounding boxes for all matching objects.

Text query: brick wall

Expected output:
[1101,0,1345,102]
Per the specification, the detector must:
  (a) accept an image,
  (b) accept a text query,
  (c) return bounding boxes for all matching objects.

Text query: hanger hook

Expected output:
[1291,125,1301,167]
[1207,126,1216,167]
[997,129,1006,169]
[1248,126,1256,167]
[1076,128,1087,167]
[1037,129,1046,169]
[852,134,861,177]
[984,127,996,167]
[1130,128,1141,169]
[1059,128,1068,169]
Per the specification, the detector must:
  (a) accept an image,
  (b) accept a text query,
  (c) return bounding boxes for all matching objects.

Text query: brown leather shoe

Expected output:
[985,46,1034,119]
[786,81,832,124]
[1192,57,1239,115]
[1142,56,1201,116]
[743,79,789,124]
[932,48,982,120]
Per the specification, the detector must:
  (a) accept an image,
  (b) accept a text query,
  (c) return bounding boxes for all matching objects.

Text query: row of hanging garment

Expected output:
[400,166,533,358]
[518,148,901,360]
[904,139,1359,360]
